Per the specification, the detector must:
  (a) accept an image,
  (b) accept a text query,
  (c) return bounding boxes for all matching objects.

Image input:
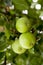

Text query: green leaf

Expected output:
[28,48,35,54]
[0,13,7,26]
[0,41,8,52]
[0,35,9,52]
[12,0,29,11]
[9,10,15,15]
[0,14,5,26]
[15,55,26,65]
[0,52,5,64]
[4,27,10,39]
[29,54,42,65]
[28,9,39,19]
[38,0,43,6]
[0,52,5,60]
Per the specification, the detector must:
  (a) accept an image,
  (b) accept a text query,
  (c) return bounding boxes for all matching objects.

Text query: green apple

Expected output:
[19,32,36,49]
[16,17,31,33]
[12,39,26,54]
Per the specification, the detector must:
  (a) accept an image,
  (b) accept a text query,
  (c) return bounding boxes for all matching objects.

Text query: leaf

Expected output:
[28,9,39,19]
[0,13,7,26]
[4,27,10,39]
[0,41,8,52]
[0,35,9,52]
[38,0,43,6]
[12,0,29,11]
[28,48,35,54]
[0,52,5,64]
[0,26,4,32]
[15,55,26,65]
[30,56,42,65]
[0,52,5,60]
[0,14,5,26]
[9,10,15,15]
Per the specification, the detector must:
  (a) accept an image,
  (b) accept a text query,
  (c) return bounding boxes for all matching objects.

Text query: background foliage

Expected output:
[0,0,43,65]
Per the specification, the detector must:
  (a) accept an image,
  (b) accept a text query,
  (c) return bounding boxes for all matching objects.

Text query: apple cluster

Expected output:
[12,17,36,54]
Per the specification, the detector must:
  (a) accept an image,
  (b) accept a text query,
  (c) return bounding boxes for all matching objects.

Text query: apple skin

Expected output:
[16,17,31,33]
[12,39,26,54]
[19,32,36,49]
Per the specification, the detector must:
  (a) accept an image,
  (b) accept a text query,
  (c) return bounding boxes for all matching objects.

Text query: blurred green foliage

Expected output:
[0,0,43,65]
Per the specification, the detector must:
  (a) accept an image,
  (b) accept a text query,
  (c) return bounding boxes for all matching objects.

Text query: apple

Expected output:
[19,32,36,49]
[16,17,31,33]
[12,39,26,54]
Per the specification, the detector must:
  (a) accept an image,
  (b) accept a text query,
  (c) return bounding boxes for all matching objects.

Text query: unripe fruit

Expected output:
[12,39,26,54]
[16,17,31,33]
[19,32,36,49]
